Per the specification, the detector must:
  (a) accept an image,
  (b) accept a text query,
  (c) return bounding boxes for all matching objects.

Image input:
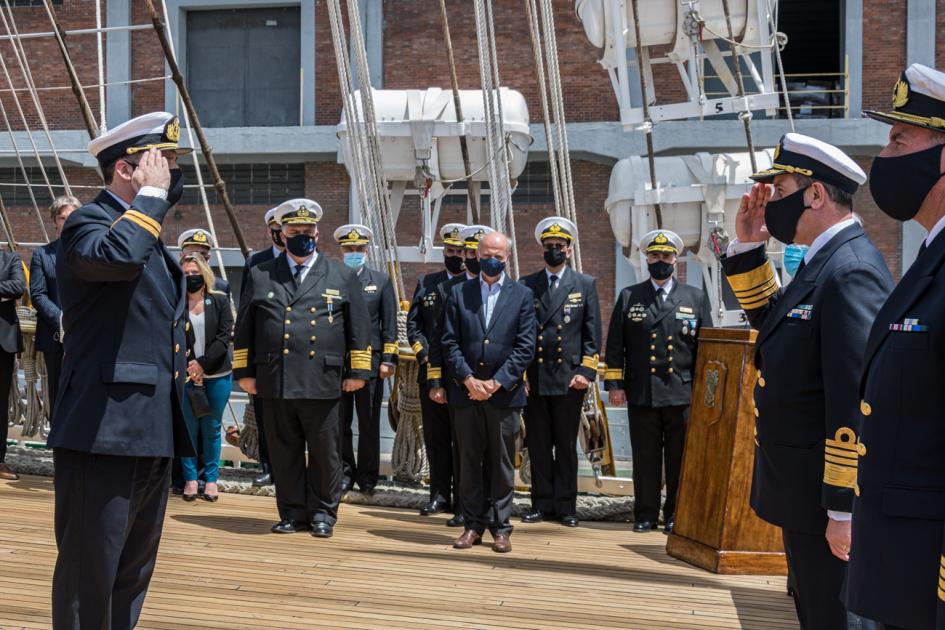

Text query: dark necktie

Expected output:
[293,264,303,285]
[918,241,929,259]
[657,287,666,302]
[549,274,558,292]
[796,259,806,275]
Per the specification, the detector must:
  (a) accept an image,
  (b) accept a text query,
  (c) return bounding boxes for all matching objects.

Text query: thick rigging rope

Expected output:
[628,0,662,230]
[94,0,105,131]
[719,0,758,172]
[1,0,71,202]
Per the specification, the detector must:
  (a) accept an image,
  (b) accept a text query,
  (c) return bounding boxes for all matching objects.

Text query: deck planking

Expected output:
[0,476,797,629]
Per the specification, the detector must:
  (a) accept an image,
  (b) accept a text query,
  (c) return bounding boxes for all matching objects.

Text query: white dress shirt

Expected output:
[289,252,318,284]
[480,272,506,327]
[803,218,857,265]
[650,276,674,298]
[545,265,569,289]
[926,212,945,247]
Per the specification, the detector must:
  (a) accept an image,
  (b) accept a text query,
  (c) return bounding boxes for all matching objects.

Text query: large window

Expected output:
[180,163,305,205]
[186,7,301,127]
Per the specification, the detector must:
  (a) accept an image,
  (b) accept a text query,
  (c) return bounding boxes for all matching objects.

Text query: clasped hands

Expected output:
[464,375,500,401]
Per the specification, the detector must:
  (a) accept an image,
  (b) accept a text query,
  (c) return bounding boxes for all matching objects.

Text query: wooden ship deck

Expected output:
[0,476,797,629]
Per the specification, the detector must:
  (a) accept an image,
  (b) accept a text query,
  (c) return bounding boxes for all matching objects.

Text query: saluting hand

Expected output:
[132,147,171,192]
[735,182,772,243]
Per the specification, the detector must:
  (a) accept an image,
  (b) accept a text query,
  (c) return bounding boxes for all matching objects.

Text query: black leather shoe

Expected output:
[633,521,656,533]
[358,485,376,496]
[171,486,183,496]
[271,520,310,534]
[182,492,198,502]
[420,500,449,516]
[445,514,465,527]
[521,510,546,524]
[560,515,579,528]
[340,478,353,493]
[663,520,675,534]
[253,473,272,487]
[311,522,333,538]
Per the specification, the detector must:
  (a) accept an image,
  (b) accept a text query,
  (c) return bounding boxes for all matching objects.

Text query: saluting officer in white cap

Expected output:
[519,217,601,528]
[604,228,712,536]
[233,198,374,539]
[48,111,193,627]
[332,224,398,495]
[406,222,469,523]
[845,65,945,629]
[718,132,894,628]
[177,228,231,296]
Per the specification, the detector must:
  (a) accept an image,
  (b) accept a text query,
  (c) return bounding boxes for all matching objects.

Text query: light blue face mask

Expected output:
[783,244,809,276]
[343,252,366,269]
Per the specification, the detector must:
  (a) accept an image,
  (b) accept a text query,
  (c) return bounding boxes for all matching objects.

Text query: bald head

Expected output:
[478,231,510,257]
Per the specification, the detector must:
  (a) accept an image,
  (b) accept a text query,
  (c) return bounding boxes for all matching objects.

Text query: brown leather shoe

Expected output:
[452,530,482,549]
[492,534,512,553]
[0,463,19,481]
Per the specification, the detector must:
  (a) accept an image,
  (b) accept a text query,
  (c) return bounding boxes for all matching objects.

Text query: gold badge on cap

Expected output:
[450,228,459,239]
[193,231,208,243]
[165,117,180,143]
[348,229,360,240]
[655,233,668,245]
[549,223,562,233]
[298,207,310,218]
[893,79,910,109]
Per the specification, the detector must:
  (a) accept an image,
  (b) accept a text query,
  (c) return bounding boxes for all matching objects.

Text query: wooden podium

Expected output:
[665,328,787,575]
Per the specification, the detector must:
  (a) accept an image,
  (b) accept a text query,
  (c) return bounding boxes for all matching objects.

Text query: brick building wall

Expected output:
[0,0,919,314]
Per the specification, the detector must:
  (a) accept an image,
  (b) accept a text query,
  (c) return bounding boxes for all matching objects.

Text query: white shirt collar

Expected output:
[545,266,568,283]
[804,218,857,264]
[480,271,506,289]
[106,190,131,211]
[651,277,674,295]
[926,213,945,247]
[289,252,318,271]
[271,245,282,258]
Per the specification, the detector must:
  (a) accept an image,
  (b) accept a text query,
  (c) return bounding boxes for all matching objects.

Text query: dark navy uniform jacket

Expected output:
[406,269,464,391]
[603,279,712,407]
[520,266,601,396]
[441,275,537,409]
[0,252,24,355]
[720,223,892,535]
[233,252,373,400]
[29,240,62,354]
[846,227,945,629]
[239,246,277,303]
[355,264,398,375]
[48,190,194,458]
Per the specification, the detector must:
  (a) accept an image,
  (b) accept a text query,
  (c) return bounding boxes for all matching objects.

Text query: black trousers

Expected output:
[52,449,171,630]
[339,376,382,490]
[45,350,62,425]
[628,404,689,522]
[524,392,583,517]
[0,350,15,463]
[265,398,342,525]
[453,402,518,536]
[420,391,456,510]
[781,528,848,629]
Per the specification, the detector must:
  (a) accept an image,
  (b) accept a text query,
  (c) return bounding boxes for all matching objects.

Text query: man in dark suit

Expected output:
[48,112,194,629]
[178,227,231,296]
[0,249,25,481]
[845,64,945,630]
[29,195,78,427]
[333,223,398,494]
[442,230,536,553]
[240,206,284,487]
[406,222,467,522]
[719,133,893,628]
[605,229,712,535]
[234,198,372,538]
[520,217,601,528]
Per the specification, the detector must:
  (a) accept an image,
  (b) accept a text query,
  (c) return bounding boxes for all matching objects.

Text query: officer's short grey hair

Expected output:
[49,195,80,222]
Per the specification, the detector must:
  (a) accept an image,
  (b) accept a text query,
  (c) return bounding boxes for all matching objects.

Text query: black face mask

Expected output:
[647,260,674,281]
[186,275,205,293]
[869,144,945,222]
[270,229,284,249]
[167,169,185,206]
[543,247,568,268]
[764,187,810,245]
[444,254,465,275]
[465,255,480,275]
